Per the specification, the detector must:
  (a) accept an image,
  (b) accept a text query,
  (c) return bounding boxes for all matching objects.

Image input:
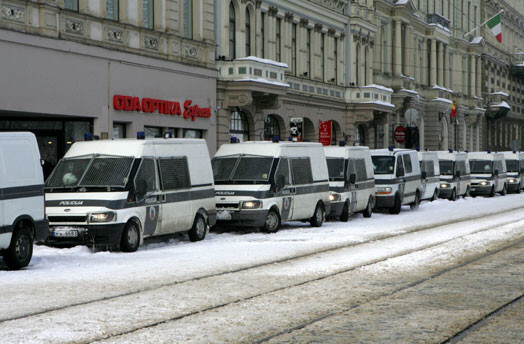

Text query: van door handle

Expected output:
[161,193,167,202]
[290,187,296,194]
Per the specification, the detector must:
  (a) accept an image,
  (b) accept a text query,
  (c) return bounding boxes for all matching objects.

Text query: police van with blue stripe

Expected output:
[0,132,48,269]
[212,140,330,233]
[44,138,215,251]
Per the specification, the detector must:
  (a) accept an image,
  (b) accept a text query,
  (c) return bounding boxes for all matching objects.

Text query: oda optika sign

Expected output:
[113,95,212,121]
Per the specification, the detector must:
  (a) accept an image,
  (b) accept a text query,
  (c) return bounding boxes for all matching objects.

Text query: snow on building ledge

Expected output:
[218,57,288,87]
[431,97,453,104]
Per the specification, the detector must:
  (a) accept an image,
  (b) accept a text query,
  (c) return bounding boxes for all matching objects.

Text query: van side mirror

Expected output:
[349,174,356,184]
[521,168,524,174]
[421,171,427,180]
[136,179,147,199]
[455,170,461,178]
[494,169,499,176]
[276,175,286,192]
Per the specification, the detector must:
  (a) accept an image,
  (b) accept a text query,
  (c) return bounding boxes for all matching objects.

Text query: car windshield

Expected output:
[371,156,395,175]
[506,160,518,172]
[327,158,345,181]
[469,160,493,174]
[212,155,273,183]
[439,160,454,175]
[46,154,134,189]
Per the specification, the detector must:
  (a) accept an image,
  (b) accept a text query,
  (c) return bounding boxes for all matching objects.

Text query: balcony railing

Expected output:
[427,13,450,30]
[217,57,288,87]
[345,84,394,107]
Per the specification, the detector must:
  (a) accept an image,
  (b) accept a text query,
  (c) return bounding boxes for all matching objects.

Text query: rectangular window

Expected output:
[354,159,367,182]
[275,158,291,187]
[113,123,126,138]
[261,13,265,58]
[183,0,193,39]
[145,126,162,138]
[396,155,405,177]
[403,154,413,174]
[159,157,191,190]
[321,34,325,82]
[106,0,119,21]
[291,158,313,185]
[292,24,297,75]
[143,0,154,29]
[64,0,78,11]
[135,158,158,194]
[183,129,203,138]
[334,37,338,84]
[276,19,281,62]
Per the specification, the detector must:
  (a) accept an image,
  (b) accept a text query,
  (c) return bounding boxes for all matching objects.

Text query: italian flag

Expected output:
[487,13,502,43]
[450,100,457,118]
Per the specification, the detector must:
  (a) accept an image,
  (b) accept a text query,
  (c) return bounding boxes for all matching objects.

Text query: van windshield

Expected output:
[469,160,493,174]
[327,158,345,181]
[439,160,454,175]
[506,160,518,172]
[371,156,395,175]
[212,155,273,183]
[46,154,134,189]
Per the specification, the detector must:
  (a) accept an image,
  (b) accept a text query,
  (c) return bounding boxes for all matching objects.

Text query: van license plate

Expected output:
[217,210,232,221]
[53,229,79,238]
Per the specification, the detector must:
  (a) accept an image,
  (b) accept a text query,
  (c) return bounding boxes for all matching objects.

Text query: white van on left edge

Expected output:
[44,139,216,252]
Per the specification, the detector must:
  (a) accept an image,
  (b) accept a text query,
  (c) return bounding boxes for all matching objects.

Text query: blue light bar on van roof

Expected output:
[339,141,346,147]
[272,136,280,143]
[164,132,173,139]
[388,146,394,152]
[137,131,145,140]
[230,137,239,143]
[487,149,491,154]
[448,149,453,153]
[84,133,94,141]
[415,145,420,151]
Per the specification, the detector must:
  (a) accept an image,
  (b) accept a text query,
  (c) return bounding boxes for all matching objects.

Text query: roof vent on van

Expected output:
[137,131,146,140]
[339,141,346,147]
[84,133,94,141]
[388,146,394,152]
[272,136,280,143]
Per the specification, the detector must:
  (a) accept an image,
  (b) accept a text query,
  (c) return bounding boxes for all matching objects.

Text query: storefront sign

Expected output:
[319,120,332,146]
[113,95,212,121]
[290,118,303,142]
[394,126,406,144]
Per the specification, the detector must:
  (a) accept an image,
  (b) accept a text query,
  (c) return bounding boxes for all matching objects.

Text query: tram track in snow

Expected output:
[1,204,524,342]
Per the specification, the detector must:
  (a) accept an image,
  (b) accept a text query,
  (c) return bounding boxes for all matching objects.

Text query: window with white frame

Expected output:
[292,23,297,75]
[229,2,236,59]
[106,0,119,21]
[64,0,78,11]
[276,18,281,62]
[143,0,154,29]
[183,0,193,39]
[306,28,311,77]
[245,8,251,56]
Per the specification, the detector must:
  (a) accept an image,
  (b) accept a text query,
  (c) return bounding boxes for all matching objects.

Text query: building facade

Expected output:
[480,0,524,151]
[215,0,349,147]
[0,0,217,177]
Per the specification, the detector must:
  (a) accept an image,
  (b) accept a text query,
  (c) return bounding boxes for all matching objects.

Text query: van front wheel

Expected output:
[340,202,350,222]
[188,214,207,242]
[120,221,140,252]
[363,197,373,218]
[262,209,281,233]
[310,203,325,227]
[389,194,402,215]
[4,226,33,270]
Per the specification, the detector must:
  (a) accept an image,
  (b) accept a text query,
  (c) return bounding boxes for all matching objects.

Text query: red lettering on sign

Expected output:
[113,95,211,120]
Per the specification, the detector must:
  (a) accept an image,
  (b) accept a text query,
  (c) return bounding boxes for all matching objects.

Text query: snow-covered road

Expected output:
[1,194,524,343]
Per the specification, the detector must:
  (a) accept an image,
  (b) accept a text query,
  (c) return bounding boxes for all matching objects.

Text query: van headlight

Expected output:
[377,187,392,195]
[479,181,490,186]
[241,200,262,209]
[329,193,341,202]
[89,212,116,223]
[440,183,450,188]
[508,178,517,183]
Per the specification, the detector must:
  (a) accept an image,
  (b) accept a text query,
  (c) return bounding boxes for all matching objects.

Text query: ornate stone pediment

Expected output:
[224,92,253,108]
[308,0,347,13]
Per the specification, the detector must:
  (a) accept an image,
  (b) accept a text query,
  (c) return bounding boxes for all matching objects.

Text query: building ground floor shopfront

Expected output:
[0,30,217,179]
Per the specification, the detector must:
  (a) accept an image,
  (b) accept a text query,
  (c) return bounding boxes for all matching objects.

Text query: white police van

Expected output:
[44,138,215,251]
[324,145,375,221]
[0,132,48,269]
[469,151,507,197]
[503,151,524,193]
[418,151,440,202]
[370,148,422,214]
[437,150,471,201]
[212,140,330,233]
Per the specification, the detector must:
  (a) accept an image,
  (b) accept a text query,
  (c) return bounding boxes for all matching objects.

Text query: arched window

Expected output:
[245,8,251,56]
[230,110,249,142]
[229,2,236,59]
[264,115,280,140]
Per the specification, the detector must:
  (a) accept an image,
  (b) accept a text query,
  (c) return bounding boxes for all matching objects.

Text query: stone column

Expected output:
[394,20,402,75]
[470,55,476,97]
[386,22,392,74]
[282,14,293,70]
[437,41,444,86]
[405,25,414,77]
[430,39,437,86]
[337,33,344,85]
[444,45,450,89]
[476,56,482,96]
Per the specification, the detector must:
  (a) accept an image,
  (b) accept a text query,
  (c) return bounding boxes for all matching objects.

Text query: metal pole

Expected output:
[464,9,504,38]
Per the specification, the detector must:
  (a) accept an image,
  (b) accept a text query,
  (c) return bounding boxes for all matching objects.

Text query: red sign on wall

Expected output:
[319,120,332,146]
[113,95,212,121]
[394,126,406,144]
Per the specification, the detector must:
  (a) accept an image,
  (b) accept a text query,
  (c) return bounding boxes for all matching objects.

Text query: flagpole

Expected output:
[464,9,504,38]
